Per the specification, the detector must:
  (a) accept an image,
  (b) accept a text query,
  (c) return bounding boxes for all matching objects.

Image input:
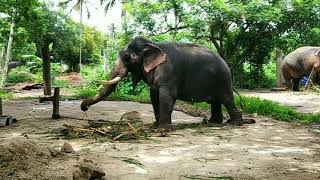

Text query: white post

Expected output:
[1,9,16,89]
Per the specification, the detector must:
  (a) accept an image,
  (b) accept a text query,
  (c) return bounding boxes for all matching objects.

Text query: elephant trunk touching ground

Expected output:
[80,58,128,111]
[81,37,244,130]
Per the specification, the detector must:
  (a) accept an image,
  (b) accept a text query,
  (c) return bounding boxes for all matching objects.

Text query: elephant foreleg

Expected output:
[293,79,300,91]
[158,87,176,130]
[209,101,223,124]
[150,89,160,128]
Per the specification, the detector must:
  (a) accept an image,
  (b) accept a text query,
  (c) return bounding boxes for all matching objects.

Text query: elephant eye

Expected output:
[123,53,130,62]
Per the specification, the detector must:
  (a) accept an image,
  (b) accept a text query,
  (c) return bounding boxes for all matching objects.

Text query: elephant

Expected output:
[81,37,244,130]
[8,61,22,72]
[281,46,320,91]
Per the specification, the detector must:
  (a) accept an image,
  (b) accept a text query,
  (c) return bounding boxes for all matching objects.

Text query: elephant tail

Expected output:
[233,88,244,110]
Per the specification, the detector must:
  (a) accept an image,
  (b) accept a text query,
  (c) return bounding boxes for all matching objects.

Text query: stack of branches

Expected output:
[61,119,151,141]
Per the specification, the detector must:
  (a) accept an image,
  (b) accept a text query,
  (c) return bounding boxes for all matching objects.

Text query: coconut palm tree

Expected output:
[59,0,119,72]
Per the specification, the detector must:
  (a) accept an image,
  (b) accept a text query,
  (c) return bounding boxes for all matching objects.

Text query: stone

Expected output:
[120,111,142,122]
[48,146,59,157]
[78,161,106,179]
[60,142,74,153]
[72,170,87,180]
[0,116,7,127]
[0,115,12,127]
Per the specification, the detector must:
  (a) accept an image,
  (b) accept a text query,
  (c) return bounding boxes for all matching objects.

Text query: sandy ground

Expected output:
[243,90,320,114]
[1,100,320,180]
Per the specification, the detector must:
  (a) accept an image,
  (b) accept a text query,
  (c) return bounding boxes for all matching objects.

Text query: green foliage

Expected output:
[75,65,109,98]
[0,90,14,99]
[74,86,97,99]
[277,0,320,53]
[7,66,35,84]
[240,96,320,124]
[76,65,150,99]
[124,0,320,89]
[53,79,69,88]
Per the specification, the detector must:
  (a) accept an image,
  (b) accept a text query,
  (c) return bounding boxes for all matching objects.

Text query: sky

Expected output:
[47,0,123,34]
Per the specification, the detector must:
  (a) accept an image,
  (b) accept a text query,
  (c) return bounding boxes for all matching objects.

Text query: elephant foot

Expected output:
[202,117,223,127]
[151,121,160,129]
[208,117,223,124]
[226,118,244,126]
[158,123,174,132]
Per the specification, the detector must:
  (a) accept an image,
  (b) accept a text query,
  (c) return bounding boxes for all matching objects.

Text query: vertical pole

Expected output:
[0,98,2,116]
[276,48,284,88]
[79,1,83,72]
[52,87,60,119]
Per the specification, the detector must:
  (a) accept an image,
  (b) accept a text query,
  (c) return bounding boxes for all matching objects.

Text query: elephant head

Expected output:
[80,37,167,111]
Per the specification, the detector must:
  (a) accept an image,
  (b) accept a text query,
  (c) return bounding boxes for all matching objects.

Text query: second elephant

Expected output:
[282,46,320,91]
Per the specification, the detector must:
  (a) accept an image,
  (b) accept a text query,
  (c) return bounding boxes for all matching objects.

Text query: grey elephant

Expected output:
[81,37,243,130]
[8,61,22,72]
[282,46,320,91]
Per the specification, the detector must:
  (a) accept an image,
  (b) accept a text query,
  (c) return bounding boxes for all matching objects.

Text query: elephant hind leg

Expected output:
[293,79,300,91]
[208,100,223,124]
[221,95,243,126]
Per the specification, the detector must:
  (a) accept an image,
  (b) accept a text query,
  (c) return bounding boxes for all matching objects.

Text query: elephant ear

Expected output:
[315,49,320,57]
[142,43,167,73]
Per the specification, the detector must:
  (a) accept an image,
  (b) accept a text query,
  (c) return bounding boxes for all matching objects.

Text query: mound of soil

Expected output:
[0,139,52,179]
[56,72,86,87]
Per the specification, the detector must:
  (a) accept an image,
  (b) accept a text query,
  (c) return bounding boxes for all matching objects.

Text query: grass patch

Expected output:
[191,96,320,124]
[53,79,69,88]
[73,86,97,99]
[108,92,150,103]
[0,90,14,99]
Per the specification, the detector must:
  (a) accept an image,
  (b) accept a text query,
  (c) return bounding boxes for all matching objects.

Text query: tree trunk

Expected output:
[121,0,127,33]
[103,49,109,72]
[0,9,16,89]
[103,41,109,72]
[276,48,284,88]
[42,44,51,96]
[0,45,5,69]
[79,2,83,72]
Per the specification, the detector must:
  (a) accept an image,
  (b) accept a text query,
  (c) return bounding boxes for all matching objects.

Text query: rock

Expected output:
[120,111,142,122]
[60,142,74,153]
[77,161,106,179]
[48,146,59,157]
[72,170,87,180]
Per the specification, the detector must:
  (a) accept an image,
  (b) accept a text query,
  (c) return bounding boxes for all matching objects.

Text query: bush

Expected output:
[0,90,14,99]
[7,66,35,84]
[74,86,98,99]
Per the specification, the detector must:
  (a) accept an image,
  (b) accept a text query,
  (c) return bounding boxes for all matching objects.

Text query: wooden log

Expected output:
[0,97,2,116]
[39,95,53,103]
[52,87,61,119]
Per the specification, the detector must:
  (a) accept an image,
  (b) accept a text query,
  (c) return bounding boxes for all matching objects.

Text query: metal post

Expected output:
[52,87,61,119]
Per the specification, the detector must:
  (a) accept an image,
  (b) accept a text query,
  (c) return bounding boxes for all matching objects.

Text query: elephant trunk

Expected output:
[80,59,128,111]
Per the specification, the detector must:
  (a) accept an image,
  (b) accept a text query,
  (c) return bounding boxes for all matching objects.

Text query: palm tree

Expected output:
[0,8,16,88]
[59,0,119,72]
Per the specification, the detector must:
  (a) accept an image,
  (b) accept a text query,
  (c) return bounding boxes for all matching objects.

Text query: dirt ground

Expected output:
[1,99,320,180]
